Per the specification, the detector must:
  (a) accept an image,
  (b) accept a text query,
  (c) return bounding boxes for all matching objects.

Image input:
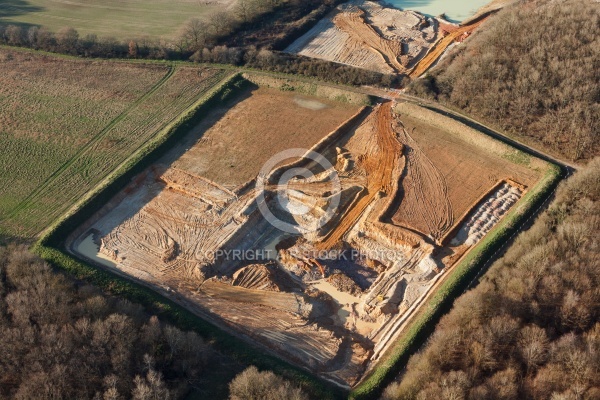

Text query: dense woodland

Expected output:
[383,159,600,399]
[0,246,306,399]
[410,0,599,160]
[0,246,209,399]
[228,366,309,400]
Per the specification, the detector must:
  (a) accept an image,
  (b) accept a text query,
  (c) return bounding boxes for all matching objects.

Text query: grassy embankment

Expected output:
[0,0,223,40]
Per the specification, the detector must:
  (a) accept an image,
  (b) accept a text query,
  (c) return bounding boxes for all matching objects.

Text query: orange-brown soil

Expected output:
[410,16,489,77]
[390,113,541,241]
[317,102,404,249]
[169,86,361,188]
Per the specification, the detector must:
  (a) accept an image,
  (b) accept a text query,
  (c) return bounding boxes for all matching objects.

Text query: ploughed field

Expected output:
[0,48,231,237]
[68,77,552,387]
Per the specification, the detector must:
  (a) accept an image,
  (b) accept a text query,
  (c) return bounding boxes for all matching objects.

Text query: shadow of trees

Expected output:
[0,0,43,19]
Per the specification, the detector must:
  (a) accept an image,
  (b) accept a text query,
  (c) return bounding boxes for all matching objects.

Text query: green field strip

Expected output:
[14,70,225,238]
[33,73,225,235]
[19,71,231,237]
[5,65,175,220]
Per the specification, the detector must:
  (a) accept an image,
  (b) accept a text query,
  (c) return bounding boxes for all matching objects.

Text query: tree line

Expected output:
[409,0,599,161]
[0,0,291,57]
[0,0,397,87]
[0,245,309,399]
[383,158,600,399]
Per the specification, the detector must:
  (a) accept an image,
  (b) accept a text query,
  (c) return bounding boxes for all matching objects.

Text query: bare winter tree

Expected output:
[56,27,79,54]
[408,0,599,161]
[180,18,211,52]
[0,245,213,399]
[229,366,308,400]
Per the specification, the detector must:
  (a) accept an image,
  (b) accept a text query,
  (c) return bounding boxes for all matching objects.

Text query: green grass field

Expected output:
[1,0,233,40]
[0,47,231,238]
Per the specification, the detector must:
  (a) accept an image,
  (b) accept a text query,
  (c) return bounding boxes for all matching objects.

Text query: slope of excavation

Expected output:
[333,11,404,73]
[185,278,345,370]
[286,1,438,74]
[317,102,404,250]
[200,278,314,317]
[451,182,524,246]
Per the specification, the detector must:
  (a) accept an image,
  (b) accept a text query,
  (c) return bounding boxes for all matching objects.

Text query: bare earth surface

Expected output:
[166,86,361,188]
[69,84,551,387]
[391,113,542,242]
[286,0,499,77]
[286,1,438,74]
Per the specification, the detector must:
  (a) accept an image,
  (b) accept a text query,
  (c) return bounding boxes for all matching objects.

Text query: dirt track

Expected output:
[409,16,489,77]
[317,102,403,249]
[334,11,404,73]
[392,105,544,222]
[392,125,453,241]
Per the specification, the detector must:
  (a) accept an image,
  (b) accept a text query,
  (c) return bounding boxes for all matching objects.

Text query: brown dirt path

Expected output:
[334,10,405,73]
[317,102,403,249]
[409,16,489,78]
[393,125,453,241]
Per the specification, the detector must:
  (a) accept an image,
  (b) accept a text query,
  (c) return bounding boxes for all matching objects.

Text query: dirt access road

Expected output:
[317,102,403,250]
[409,16,490,78]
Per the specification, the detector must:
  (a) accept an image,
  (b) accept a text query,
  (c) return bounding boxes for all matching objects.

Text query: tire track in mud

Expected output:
[394,126,453,241]
[6,65,176,219]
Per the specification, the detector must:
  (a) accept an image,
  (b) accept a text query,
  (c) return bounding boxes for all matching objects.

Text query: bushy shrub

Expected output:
[229,366,308,400]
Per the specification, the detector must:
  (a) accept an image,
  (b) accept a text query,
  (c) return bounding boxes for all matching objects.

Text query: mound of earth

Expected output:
[327,272,362,296]
[285,1,438,74]
[231,263,299,292]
